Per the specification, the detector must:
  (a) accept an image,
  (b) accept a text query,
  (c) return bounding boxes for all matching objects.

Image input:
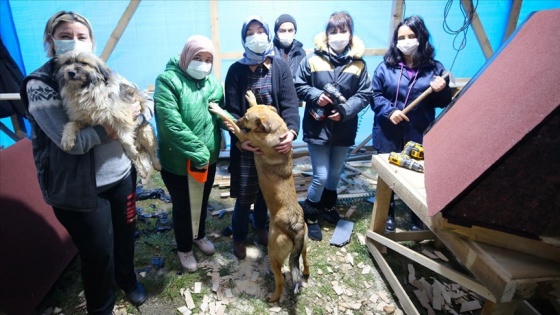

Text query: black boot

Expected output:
[302,199,322,241]
[386,203,396,232]
[410,212,424,231]
[320,189,341,224]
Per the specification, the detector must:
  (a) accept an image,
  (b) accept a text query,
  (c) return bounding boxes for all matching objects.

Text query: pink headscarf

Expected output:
[179,35,215,73]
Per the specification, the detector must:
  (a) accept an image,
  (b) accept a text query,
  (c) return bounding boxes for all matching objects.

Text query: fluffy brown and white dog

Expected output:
[209,92,309,302]
[55,51,161,179]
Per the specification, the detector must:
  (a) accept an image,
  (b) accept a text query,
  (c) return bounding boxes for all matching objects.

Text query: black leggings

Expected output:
[54,171,137,315]
[160,163,216,253]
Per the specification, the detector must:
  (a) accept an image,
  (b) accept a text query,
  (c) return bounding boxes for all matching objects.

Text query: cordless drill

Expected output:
[388,141,425,172]
[401,141,424,160]
[309,83,347,121]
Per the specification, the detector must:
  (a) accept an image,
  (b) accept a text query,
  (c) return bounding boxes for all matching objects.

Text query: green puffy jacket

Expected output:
[154,57,225,175]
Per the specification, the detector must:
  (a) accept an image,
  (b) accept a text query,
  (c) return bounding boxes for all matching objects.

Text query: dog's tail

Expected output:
[289,226,305,295]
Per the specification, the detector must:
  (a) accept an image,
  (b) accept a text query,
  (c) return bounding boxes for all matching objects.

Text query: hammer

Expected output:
[401,71,450,115]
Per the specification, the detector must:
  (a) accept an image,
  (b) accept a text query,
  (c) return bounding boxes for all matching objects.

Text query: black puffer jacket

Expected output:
[272,37,306,81]
[295,33,372,146]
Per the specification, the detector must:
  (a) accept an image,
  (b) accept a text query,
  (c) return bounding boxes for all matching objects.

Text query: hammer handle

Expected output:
[401,72,449,115]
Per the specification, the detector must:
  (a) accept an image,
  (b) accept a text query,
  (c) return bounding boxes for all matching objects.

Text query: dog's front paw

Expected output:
[267,292,281,303]
[61,136,76,152]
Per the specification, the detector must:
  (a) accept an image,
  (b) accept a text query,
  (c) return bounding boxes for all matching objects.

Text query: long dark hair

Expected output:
[384,15,435,68]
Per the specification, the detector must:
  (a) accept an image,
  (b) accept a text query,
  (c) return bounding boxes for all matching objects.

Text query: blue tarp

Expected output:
[1,0,559,148]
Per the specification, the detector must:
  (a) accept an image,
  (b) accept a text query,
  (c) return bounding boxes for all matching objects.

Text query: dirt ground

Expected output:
[34,156,492,315]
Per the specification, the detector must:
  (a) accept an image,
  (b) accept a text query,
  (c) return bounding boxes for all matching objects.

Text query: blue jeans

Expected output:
[307,143,349,203]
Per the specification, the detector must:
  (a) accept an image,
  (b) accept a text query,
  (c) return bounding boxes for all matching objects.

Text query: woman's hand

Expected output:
[274,131,294,154]
[103,124,118,139]
[389,110,410,125]
[241,139,263,155]
[328,109,341,122]
[431,75,447,92]
[317,93,334,107]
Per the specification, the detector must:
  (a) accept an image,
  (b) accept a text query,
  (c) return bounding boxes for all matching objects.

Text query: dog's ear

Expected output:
[96,62,113,84]
[255,115,272,133]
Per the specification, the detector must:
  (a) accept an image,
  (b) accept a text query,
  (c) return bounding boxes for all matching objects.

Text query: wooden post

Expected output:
[461,0,493,60]
[388,0,404,43]
[209,0,222,80]
[100,0,141,62]
[503,0,523,43]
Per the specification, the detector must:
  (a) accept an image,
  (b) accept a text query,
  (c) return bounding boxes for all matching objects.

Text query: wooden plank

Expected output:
[434,250,449,262]
[385,230,435,242]
[441,218,560,263]
[388,0,405,42]
[371,155,430,226]
[461,0,493,60]
[430,215,517,302]
[369,176,392,234]
[366,240,421,315]
[366,229,496,302]
[100,0,141,62]
[503,0,523,42]
[209,0,221,80]
[475,242,560,280]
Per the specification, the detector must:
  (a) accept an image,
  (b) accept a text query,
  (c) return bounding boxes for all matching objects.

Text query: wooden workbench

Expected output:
[367,154,560,315]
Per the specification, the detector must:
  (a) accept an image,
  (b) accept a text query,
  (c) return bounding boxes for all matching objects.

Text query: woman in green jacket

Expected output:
[154,35,225,272]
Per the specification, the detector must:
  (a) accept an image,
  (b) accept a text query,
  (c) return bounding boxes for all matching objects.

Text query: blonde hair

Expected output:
[43,11,95,57]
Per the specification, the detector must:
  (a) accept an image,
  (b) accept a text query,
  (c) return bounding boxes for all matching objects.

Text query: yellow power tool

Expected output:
[388,141,425,172]
[388,152,424,172]
[401,141,424,160]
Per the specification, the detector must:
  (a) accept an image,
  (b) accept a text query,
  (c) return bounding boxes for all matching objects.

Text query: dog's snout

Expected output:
[68,70,77,78]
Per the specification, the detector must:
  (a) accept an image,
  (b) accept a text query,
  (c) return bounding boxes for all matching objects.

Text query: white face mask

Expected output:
[245,33,270,54]
[328,33,350,53]
[277,33,294,48]
[186,60,212,80]
[54,39,93,55]
[397,38,419,56]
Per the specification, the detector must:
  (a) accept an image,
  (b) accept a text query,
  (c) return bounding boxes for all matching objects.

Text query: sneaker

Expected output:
[193,237,215,256]
[178,251,197,272]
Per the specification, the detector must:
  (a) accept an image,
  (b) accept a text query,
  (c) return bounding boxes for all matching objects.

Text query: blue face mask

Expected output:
[186,60,212,80]
[244,34,269,54]
[54,39,93,55]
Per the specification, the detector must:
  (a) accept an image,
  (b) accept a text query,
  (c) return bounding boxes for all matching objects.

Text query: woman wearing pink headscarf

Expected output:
[154,35,226,272]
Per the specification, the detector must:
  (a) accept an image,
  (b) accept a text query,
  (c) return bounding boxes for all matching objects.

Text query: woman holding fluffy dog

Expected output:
[20,11,150,314]
[153,35,225,272]
[295,11,373,241]
[225,15,300,259]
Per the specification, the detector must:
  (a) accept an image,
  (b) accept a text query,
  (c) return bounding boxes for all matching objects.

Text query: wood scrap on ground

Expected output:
[408,273,483,314]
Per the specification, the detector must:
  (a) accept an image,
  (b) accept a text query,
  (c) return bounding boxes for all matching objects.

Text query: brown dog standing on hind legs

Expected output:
[209,91,309,302]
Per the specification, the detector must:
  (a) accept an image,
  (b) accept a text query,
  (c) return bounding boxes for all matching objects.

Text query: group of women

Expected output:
[20,10,451,314]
